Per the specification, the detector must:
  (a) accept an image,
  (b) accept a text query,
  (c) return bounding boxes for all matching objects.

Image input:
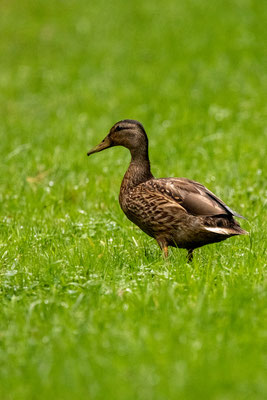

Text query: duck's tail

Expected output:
[204,225,248,236]
[204,215,248,236]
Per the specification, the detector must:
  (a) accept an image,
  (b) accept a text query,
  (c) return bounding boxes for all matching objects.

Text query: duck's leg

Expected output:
[163,246,168,258]
[187,249,194,262]
[156,238,169,258]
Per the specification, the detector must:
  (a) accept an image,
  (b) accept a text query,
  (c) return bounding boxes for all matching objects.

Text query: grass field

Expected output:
[0,0,266,399]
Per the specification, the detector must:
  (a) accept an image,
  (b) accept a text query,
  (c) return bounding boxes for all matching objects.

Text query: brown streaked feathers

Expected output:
[87,119,248,260]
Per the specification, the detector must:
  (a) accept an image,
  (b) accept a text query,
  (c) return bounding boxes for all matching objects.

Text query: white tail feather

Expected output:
[204,226,232,235]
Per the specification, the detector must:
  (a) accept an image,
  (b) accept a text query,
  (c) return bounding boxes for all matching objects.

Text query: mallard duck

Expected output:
[87,119,248,260]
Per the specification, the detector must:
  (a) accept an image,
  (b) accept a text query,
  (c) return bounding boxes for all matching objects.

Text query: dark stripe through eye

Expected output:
[115,125,131,132]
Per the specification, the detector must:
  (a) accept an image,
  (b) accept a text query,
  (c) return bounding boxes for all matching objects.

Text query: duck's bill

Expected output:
[87,136,112,156]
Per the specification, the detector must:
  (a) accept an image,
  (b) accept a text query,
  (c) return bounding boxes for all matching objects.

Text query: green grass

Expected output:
[0,0,266,399]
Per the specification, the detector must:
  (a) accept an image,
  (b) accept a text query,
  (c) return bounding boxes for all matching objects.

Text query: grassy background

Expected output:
[0,0,266,399]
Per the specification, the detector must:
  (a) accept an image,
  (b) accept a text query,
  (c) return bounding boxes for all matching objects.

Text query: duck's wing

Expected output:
[145,177,245,219]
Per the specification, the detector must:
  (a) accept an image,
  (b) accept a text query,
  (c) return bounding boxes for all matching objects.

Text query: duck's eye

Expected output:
[115,125,123,132]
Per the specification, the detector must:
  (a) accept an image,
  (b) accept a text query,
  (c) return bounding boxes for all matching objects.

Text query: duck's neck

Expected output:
[120,147,154,192]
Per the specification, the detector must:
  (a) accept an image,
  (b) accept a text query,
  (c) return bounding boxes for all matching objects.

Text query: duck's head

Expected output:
[87,119,148,157]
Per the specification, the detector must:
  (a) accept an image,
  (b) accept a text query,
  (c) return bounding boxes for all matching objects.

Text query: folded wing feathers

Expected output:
[204,189,246,219]
[163,178,246,219]
[146,178,247,223]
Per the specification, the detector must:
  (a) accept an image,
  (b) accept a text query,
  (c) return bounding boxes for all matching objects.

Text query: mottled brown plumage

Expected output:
[87,119,248,260]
